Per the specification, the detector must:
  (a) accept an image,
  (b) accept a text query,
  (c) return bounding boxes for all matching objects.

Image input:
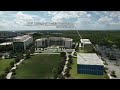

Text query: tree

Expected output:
[26,53,31,59]
[69,58,73,64]
[15,56,21,63]
[0,54,2,59]
[60,52,66,57]
[57,66,63,74]
[110,70,117,77]
[58,74,65,79]
[5,67,10,73]
[0,74,6,79]
[30,46,35,54]
[66,63,72,69]
[52,68,58,79]
[10,62,15,68]
[9,51,14,58]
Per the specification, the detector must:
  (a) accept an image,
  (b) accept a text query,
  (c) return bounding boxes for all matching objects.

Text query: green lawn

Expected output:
[14,54,61,79]
[0,59,14,75]
[70,57,104,79]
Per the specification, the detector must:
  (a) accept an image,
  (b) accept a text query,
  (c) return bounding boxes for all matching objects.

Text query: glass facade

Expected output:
[13,42,24,51]
[77,64,104,75]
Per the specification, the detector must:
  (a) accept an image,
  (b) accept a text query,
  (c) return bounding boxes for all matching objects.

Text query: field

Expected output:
[70,57,104,79]
[0,59,14,75]
[13,54,61,79]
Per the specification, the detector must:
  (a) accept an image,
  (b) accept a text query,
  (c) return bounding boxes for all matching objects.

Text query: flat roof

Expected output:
[36,38,47,41]
[64,38,73,41]
[0,42,12,45]
[13,35,30,39]
[77,53,104,66]
[80,39,92,44]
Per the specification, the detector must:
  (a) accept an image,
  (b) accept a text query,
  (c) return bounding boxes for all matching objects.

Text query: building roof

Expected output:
[0,42,13,45]
[63,38,73,41]
[77,53,104,65]
[13,35,32,42]
[35,38,47,41]
[80,39,92,44]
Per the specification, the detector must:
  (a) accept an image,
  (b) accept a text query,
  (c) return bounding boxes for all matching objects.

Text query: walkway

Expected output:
[6,58,25,79]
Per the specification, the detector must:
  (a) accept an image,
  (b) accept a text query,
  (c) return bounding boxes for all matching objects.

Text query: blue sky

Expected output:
[0,11,120,31]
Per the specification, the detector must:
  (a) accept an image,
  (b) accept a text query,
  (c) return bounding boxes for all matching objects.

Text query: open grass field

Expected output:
[70,57,104,79]
[0,59,14,75]
[14,54,61,79]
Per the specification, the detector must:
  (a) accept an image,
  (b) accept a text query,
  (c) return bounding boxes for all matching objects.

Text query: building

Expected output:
[63,38,73,48]
[35,38,47,48]
[0,31,18,38]
[80,39,94,52]
[13,35,33,51]
[35,37,73,48]
[77,53,104,75]
[0,42,13,46]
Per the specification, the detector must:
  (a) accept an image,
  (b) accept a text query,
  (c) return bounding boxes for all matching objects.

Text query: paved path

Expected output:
[61,51,69,76]
[6,58,25,79]
[6,72,12,79]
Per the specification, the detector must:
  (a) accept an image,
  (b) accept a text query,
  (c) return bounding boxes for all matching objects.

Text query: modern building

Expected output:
[77,53,104,75]
[13,35,33,51]
[35,37,73,48]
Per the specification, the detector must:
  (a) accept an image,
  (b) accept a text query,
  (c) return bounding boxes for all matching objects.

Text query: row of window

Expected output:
[77,65,103,70]
[77,69,103,75]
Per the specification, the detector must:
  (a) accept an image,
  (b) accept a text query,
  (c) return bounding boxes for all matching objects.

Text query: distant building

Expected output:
[80,39,94,52]
[0,31,18,38]
[0,42,13,46]
[77,53,104,75]
[13,35,33,51]
[35,38,47,48]
[35,37,73,48]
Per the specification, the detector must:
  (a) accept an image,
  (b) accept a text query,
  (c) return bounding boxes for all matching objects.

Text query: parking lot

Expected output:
[95,44,120,79]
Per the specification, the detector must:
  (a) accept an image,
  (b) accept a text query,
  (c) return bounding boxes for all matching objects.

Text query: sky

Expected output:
[0,11,120,31]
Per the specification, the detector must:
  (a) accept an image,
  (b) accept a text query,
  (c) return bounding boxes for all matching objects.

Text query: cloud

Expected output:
[0,11,120,30]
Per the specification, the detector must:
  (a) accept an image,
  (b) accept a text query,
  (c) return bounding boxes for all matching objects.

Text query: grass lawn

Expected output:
[0,59,14,75]
[70,57,104,79]
[14,54,61,79]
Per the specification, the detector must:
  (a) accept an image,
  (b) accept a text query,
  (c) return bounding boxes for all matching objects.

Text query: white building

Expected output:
[13,35,33,51]
[0,42,13,46]
[35,38,47,48]
[35,37,73,48]
[63,38,73,48]
[80,39,92,47]
[80,39,94,52]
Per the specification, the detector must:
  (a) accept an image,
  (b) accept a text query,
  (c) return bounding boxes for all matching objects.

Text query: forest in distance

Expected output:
[32,30,120,48]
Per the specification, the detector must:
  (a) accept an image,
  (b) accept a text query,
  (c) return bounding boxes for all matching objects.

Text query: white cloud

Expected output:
[1,11,120,30]
[50,11,91,22]
[97,16,113,24]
